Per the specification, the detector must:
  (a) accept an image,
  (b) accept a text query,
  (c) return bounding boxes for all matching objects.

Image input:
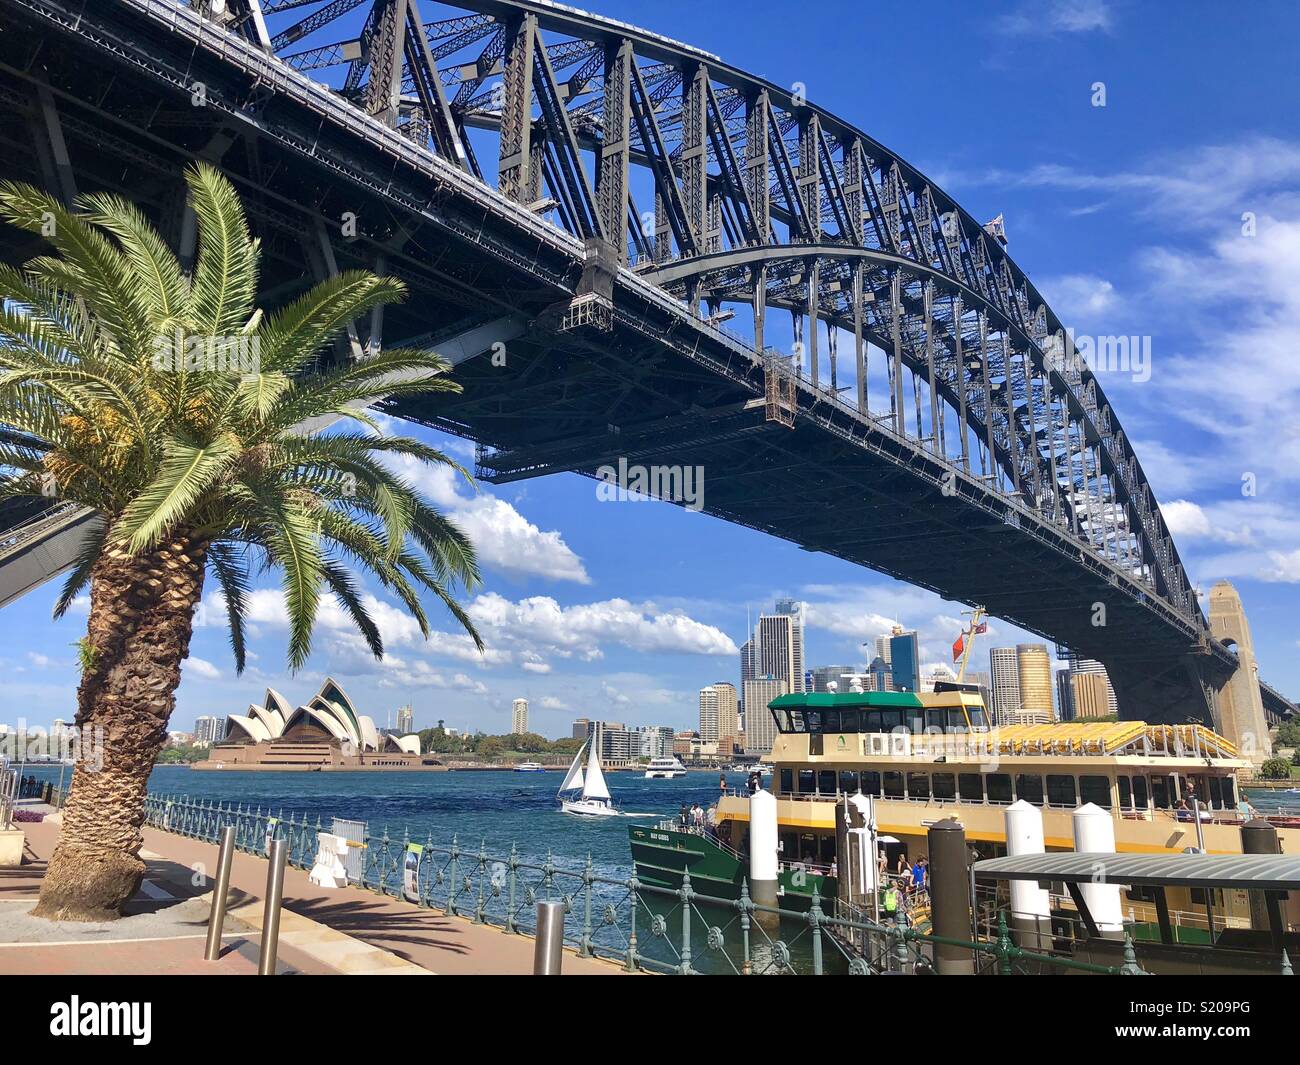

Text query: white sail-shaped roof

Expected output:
[225,713,270,743]
[251,703,286,738]
[358,716,380,752]
[582,741,611,801]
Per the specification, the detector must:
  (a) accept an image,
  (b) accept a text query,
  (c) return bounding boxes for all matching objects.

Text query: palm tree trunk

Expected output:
[33,535,207,922]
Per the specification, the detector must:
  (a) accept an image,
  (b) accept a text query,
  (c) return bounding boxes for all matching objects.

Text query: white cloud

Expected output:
[997,0,1113,36]
[186,656,221,680]
[468,592,738,658]
[26,652,52,668]
[1259,550,1300,584]
[380,454,589,584]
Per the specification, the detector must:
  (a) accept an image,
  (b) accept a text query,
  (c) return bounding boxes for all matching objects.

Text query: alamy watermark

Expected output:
[1043,327,1151,383]
[150,328,260,377]
[595,457,705,512]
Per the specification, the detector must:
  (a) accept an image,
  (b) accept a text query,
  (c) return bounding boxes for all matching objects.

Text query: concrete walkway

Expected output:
[3,811,627,976]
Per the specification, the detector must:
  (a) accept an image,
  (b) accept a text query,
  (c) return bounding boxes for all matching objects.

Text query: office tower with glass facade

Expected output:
[742,676,789,754]
[889,628,920,693]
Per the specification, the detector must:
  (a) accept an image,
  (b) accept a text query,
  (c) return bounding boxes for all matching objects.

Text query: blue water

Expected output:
[23,763,733,877]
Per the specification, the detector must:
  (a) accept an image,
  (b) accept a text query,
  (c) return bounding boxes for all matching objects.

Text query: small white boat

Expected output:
[644,757,687,779]
[514,762,545,772]
[557,741,619,817]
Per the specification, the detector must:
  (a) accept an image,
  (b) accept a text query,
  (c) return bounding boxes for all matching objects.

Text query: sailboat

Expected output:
[557,741,618,817]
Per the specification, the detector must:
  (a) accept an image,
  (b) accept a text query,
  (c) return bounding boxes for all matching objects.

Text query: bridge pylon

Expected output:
[1206,581,1273,764]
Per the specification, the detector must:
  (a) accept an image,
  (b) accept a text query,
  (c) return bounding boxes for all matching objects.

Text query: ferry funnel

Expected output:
[1004,801,1051,950]
[748,788,779,929]
[1071,802,1125,938]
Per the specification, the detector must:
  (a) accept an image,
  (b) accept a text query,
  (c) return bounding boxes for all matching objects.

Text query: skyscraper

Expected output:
[1071,672,1112,719]
[1055,669,1076,721]
[1016,644,1055,720]
[809,665,859,693]
[888,627,920,692]
[989,647,1021,717]
[571,717,590,740]
[742,676,788,754]
[699,682,738,745]
[757,612,803,694]
[1069,655,1118,714]
[739,637,756,713]
[511,698,529,735]
[772,598,805,691]
[396,705,414,734]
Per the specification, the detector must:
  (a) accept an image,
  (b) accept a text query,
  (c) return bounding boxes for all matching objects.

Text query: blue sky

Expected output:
[5,0,1299,737]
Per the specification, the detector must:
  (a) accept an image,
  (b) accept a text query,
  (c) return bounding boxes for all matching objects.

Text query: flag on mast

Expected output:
[952,633,965,662]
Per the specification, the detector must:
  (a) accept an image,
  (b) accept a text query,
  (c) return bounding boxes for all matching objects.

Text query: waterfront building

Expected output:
[640,725,675,760]
[742,675,789,754]
[511,698,529,735]
[1072,672,1113,719]
[989,647,1021,716]
[396,705,414,734]
[586,720,638,765]
[1069,654,1118,714]
[210,679,428,769]
[1016,643,1055,720]
[571,717,590,740]
[192,715,223,746]
[772,598,806,690]
[698,681,738,744]
[756,612,803,695]
[673,731,698,759]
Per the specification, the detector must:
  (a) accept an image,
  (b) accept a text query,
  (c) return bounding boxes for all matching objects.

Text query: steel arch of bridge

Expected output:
[3,0,1286,725]
[227,0,1195,622]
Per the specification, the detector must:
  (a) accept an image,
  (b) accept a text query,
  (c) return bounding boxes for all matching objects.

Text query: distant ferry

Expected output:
[644,757,687,779]
[514,761,546,773]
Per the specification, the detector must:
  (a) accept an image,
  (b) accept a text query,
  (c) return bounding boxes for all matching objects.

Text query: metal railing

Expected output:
[130,789,1164,975]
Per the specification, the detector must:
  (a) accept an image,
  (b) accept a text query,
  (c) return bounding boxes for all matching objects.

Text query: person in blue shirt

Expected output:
[911,856,928,895]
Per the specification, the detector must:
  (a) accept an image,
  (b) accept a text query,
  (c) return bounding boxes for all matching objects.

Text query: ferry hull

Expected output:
[628,824,832,911]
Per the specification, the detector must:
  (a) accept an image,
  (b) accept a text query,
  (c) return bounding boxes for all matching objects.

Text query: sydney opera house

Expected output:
[200,678,435,771]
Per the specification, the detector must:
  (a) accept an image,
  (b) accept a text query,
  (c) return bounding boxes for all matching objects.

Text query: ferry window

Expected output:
[862,771,882,797]
[1208,776,1223,809]
[932,773,956,800]
[1117,776,1133,809]
[1126,886,1158,902]
[1080,775,1112,808]
[882,709,906,732]
[987,774,1013,804]
[838,709,860,732]
[788,710,806,733]
[907,772,930,800]
[780,769,794,795]
[923,709,946,732]
[1133,775,1149,809]
[958,774,983,802]
[906,709,925,733]
[1151,775,1171,809]
[839,771,859,793]
[1046,775,1077,806]
[1191,888,1223,908]
[883,771,905,799]
[798,769,815,794]
[805,711,822,733]
[821,710,840,733]
[817,770,837,795]
[946,708,969,733]
[1221,777,1236,808]
[1016,775,1044,805]
[863,710,882,732]
[967,707,989,730]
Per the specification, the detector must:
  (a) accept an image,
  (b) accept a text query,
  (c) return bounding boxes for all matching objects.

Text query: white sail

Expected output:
[557,743,586,795]
[581,739,611,801]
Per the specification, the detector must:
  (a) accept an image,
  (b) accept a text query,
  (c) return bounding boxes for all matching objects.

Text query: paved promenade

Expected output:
[1,810,627,976]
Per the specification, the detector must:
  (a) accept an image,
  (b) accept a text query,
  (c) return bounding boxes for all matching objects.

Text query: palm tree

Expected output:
[0,164,483,921]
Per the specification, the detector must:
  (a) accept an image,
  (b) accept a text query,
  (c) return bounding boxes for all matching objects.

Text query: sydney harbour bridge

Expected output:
[0,0,1292,734]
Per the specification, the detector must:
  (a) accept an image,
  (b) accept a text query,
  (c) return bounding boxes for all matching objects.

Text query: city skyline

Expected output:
[1,0,1297,741]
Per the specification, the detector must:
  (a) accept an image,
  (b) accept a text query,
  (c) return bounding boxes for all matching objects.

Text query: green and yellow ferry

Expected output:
[631,687,1300,928]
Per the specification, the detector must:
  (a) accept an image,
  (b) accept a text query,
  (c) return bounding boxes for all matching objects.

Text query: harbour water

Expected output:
[24,763,735,879]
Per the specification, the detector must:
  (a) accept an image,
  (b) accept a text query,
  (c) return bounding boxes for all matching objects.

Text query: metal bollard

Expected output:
[204,826,237,962]
[534,900,565,974]
[257,838,289,975]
